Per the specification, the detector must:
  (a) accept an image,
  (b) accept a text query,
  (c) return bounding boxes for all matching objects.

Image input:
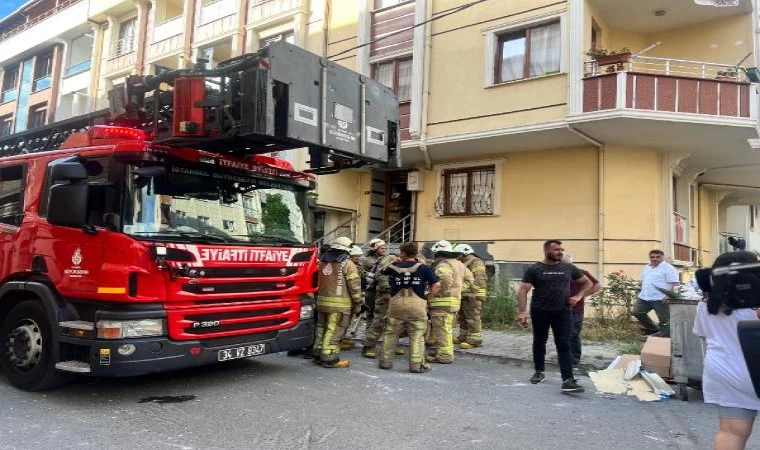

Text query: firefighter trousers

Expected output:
[313,311,352,362]
[428,310,456,363]
[458,298,484,344]
[380,295,427,370]
[362,293,390,348]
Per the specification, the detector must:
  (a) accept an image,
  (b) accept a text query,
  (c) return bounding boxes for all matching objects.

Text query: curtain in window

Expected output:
[447,172,468,214]
[500,35,526,82]
[397,59,413,102]
[529,22,561,77]
[470,169,494,214]
[374,62,394,90]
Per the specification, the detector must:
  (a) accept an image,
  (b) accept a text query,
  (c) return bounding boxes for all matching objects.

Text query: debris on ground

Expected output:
[589,354,673,402]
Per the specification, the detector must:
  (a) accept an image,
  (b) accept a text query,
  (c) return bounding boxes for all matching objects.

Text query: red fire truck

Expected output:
[0,41,398,391]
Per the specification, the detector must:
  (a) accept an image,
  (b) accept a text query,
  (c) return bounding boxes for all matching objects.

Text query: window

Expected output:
[591,19,602,50]
[223,219,235,232]
[495,20,560,83]
[0,115,12,136]
[374,0,410,8]
[372,58,412,103]
[0,165,25,225]
[198,216,211,226]
[2,67,19,103]
[116,18,137,55]
[28,103,47,130]
[262,31,294,46]
[436,166,495,216]
[33,52,53,92]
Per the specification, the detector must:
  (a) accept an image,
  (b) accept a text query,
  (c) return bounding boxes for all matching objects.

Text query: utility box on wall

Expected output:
[406,171,423,191]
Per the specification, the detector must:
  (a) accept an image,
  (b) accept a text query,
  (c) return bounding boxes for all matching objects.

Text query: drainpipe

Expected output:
[418,0,433,170]
[567,125,605,282]
[322,0,330,57]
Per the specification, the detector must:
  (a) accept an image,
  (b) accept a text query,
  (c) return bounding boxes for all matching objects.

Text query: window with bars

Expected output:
[115,18,137,56]
[435,166,496,216]
[495,20,561,83]
[372,58,412,103]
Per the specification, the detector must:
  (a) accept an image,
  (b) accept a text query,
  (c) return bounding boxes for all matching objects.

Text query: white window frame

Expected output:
[433,158,505,217]
[483,11,566,87]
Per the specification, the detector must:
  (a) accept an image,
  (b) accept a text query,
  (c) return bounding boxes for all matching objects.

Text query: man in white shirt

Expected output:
[634,249,679,337]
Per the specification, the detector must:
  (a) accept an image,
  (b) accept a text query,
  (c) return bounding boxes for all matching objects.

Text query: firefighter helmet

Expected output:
[454,244,474,256]
[369,238,386,249]
[331,237,353,252]
[350,245,364,257]
[431,240,454,254]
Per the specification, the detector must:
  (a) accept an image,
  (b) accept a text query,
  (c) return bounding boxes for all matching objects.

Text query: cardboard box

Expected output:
[641,336,671,379]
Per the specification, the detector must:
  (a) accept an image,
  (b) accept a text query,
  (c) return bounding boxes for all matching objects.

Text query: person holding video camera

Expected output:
[694,251,760,450]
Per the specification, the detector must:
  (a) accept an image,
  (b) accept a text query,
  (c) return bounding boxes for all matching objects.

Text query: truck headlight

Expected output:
[300,304,314,320]
[96,319,165,339]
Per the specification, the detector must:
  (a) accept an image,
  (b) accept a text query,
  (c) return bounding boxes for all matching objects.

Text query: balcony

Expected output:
[1,89,17,104]
[104,36,137,74]
[65,60,91,77]
[148,16,185,60]
[249,0,302,23]
[32,75,52,92]
[196,0,237,44]
[582,56,752,119]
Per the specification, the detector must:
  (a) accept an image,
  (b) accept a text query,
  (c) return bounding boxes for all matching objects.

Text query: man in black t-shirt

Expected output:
[517,240,591,393]
[378,242,441,373]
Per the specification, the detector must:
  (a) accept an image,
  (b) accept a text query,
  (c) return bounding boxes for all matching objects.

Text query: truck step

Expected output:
[55,361,91,373]
[59,321,94,331]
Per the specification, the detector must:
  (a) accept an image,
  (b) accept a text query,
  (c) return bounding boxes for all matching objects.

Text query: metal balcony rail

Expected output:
[585,55,748,82]
[0,0,84,44]
[64,60,91,77]
[362,213,414,249]
[111,36,136,58]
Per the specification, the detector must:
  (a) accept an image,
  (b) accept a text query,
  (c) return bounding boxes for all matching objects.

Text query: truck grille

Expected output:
[166,301,299,340]
[182,281,294,294]
[193,267,298,278]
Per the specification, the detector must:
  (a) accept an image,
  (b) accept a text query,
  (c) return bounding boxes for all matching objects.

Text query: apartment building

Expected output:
[2,0,759,279]
[317,0,760,280]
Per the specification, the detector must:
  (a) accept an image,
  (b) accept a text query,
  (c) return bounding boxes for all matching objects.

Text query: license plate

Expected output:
[217,344,266,361]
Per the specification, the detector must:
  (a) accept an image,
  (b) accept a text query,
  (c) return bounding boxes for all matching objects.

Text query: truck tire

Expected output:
[0,300,74,391]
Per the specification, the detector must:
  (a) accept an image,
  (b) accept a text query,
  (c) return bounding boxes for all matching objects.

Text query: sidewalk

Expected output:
[349,327,620,373]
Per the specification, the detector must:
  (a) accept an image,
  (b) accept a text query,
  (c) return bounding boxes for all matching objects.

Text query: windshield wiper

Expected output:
[227,235,305,246]
[128,231,230,243]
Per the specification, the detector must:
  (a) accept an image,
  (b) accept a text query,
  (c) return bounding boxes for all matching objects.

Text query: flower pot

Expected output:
[594,52,631,67]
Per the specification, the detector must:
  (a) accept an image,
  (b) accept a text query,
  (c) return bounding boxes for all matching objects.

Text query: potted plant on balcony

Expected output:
[587,47,632,68]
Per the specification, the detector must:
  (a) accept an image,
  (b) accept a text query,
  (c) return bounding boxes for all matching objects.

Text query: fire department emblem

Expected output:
[322,264,333,276]
[72,248,83,266]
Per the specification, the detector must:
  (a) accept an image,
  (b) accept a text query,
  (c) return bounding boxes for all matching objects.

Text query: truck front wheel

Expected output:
[0,300,73,391]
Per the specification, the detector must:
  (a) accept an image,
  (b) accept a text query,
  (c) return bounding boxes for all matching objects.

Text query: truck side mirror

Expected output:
[50,162,87,183]
[48,183,89,228]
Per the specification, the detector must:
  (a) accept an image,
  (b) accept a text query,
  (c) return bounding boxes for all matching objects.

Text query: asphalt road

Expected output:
[0,349,756,450]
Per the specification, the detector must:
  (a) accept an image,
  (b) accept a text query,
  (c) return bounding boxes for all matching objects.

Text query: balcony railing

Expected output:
[1,89,17,103]
[65,60,91,77]
[111,36,136,59]
[249,0,301,23]
[32,75,51,92]
[583,56,753,119]
[153,15,184,42]
[0,0,84,44]
[200,0,237,25]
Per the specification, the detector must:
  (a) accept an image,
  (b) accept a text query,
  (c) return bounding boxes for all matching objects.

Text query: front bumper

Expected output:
[59,320,314,377]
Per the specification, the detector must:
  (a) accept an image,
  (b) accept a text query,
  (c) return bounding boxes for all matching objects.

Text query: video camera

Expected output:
[695,262,760,312]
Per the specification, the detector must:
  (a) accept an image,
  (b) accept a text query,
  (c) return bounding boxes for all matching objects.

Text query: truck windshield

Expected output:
[122,162,309,245]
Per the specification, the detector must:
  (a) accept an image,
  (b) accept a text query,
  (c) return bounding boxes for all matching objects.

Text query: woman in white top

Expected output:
[694,251,760,450]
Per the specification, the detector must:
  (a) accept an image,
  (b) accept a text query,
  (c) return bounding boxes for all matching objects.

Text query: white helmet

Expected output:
[350,245,364,257]
[454,244,474,256]
[369,238,386,250]
[330,236,353,252]
[431,240,454,254]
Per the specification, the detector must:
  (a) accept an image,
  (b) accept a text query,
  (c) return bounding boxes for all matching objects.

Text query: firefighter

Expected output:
[341,245,366,350]
[362,245,406,358]
[378,242,441,373]
[313,237,363,368]
[454,243,488,349]
[360,239,385,335]
[426,240,473,364]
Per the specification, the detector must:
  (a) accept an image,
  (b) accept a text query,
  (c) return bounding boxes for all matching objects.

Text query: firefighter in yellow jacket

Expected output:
[313,237,362,368]
[427,240,474,364]
[454,244,488,349]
